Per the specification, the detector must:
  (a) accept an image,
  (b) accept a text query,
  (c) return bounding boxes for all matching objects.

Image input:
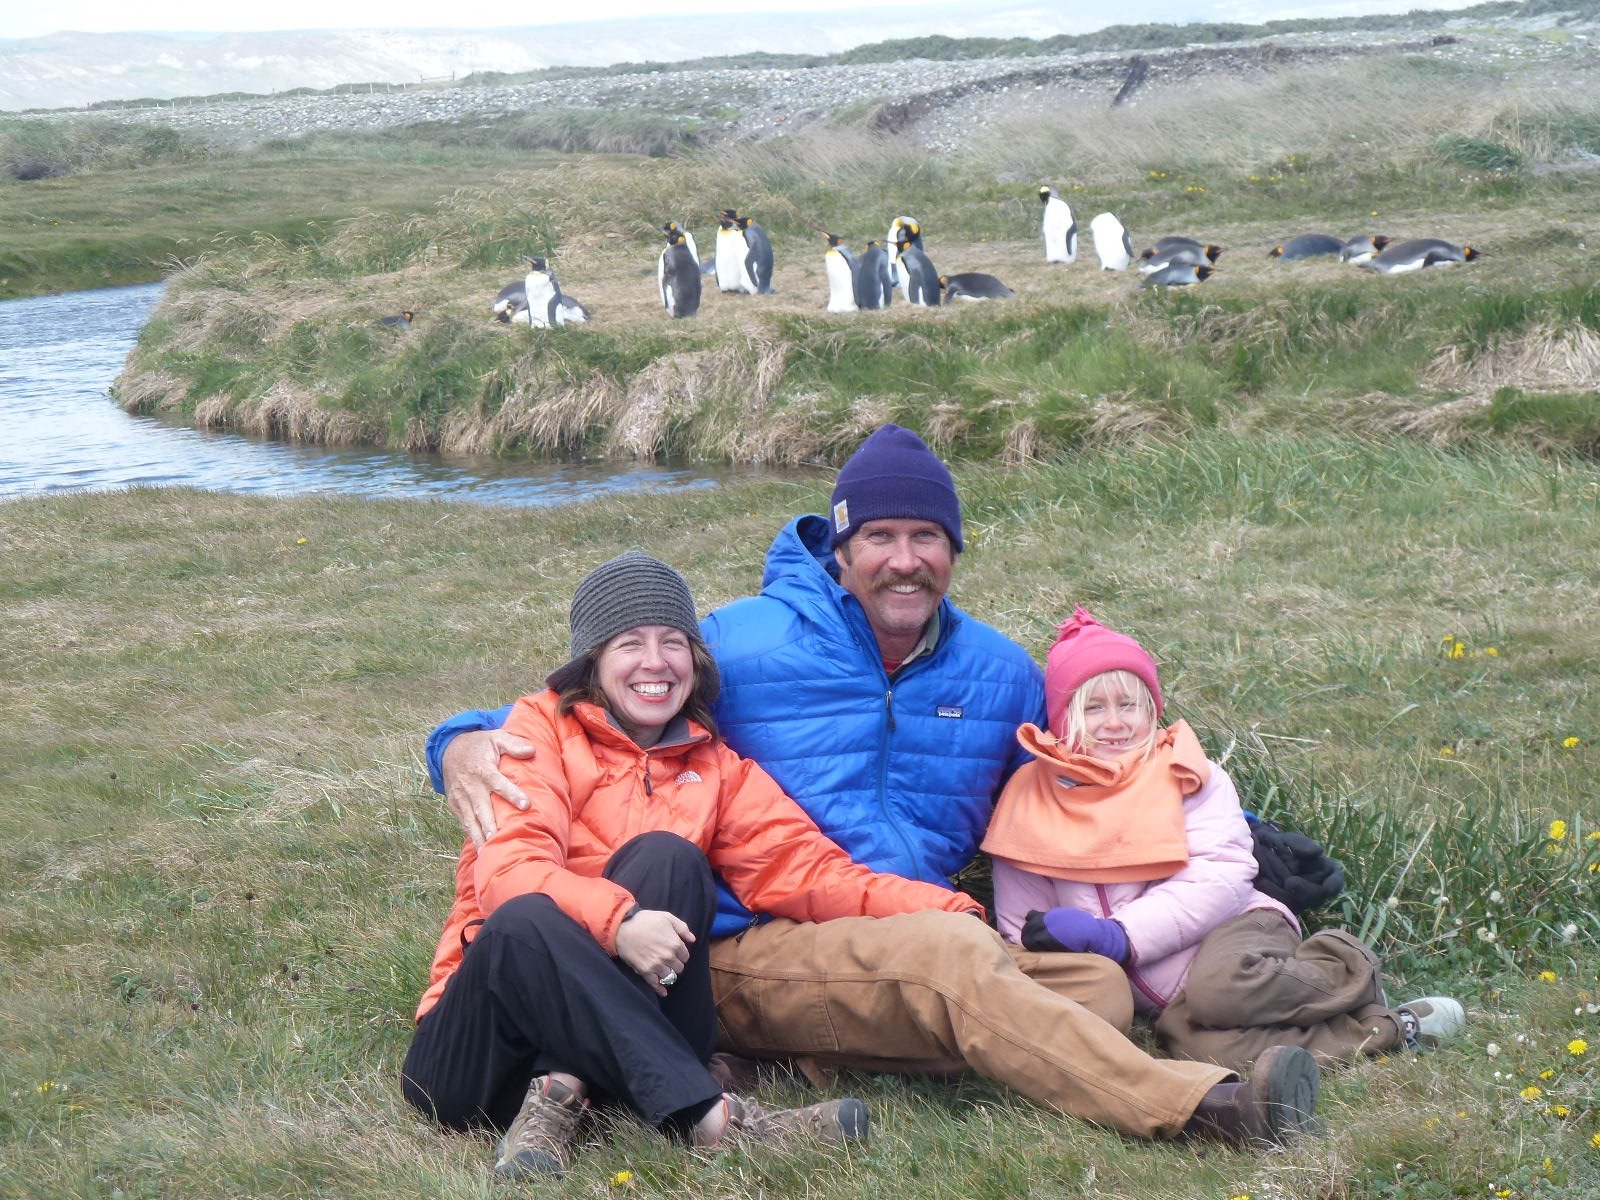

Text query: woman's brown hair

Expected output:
[555,635,720,742]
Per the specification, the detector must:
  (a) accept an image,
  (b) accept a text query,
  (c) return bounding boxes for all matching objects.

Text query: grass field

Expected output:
[3,435,1598,1198]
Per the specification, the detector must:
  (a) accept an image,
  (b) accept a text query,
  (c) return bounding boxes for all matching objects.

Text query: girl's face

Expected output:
[595,624,694,748]
[1079,678,1155,760]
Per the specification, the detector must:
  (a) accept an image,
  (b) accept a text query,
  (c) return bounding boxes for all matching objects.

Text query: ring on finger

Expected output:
[659,970,679,987]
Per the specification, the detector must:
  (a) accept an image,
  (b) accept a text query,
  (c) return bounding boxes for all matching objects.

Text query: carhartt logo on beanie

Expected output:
[1044,606,1164,736]
[829,423,964,551]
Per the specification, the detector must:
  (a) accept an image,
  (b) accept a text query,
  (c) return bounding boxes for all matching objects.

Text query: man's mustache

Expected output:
[872,570,937,592]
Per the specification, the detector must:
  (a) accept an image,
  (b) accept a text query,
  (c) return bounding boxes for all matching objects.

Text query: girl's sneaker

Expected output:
[1397,997,1466,1047]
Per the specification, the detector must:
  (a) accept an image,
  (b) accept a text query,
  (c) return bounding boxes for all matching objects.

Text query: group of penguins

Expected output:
[391,188,1484,333]
[1038,186,1483,284]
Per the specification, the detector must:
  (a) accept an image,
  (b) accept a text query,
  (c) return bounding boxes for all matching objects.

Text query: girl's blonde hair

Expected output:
[1058,669,1159,761]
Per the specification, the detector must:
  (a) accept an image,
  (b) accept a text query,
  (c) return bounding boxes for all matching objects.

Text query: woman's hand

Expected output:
[614,909,695,996]
[441,729,536,846]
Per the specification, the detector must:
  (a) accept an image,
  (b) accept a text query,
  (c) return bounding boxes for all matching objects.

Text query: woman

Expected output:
[402,550,983,1179]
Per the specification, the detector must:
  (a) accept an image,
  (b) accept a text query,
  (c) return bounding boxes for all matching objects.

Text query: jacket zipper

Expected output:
[1098,882,1171,1009]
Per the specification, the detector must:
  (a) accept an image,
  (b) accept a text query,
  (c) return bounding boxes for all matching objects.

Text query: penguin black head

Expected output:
[1039,186,1053,203]
[1463,246,1483,260]
[663,220,683,237]
[666,230,687,246]
[1372,235,1392,252]
[1204,245,1225,263]
[1195,265,1215,281]
[1269,245,1284,258]
[402,309,415,321]
[524,256,548,272]
[734,214,752,230]
[822,231,845,248]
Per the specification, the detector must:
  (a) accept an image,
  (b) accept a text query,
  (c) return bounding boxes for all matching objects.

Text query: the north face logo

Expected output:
[675,770,703,785]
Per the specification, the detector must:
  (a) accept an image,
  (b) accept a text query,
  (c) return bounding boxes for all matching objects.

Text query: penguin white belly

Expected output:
[715,228,748,293]
[1089,212,1131,271]
[522,273,556,328]
[825,250,858,313]
[1043,198,1076,264]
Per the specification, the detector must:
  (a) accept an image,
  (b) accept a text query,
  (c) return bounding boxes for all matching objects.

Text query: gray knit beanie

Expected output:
[545,550,714,695]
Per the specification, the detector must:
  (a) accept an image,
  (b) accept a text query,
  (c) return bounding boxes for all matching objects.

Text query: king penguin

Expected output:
[1089,212,1133,271]
[715,209,755,294]
[519,257,589,327]
[1339,234,1391,265]
[737,212,777,294]
[378,309,415,329]
[1362,237,1482,275]
[659,229,702,319]
[886,216,923,299]
[941,272,1014,301]
[1141,262,1215,287]
[1269,233,1344,261]
[854,239,894,310]
[822,232,858,313]
[1040,186,1077,264]
[491,280,526,322]
[894,226,940,307]
[662,220,698,266]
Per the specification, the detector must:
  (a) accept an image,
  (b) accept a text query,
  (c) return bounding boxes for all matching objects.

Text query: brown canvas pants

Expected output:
[1152,909,1404,1072]
[709,910,1229,1139]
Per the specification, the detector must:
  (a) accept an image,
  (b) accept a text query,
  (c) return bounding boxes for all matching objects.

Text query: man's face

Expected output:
[834,518,954,650]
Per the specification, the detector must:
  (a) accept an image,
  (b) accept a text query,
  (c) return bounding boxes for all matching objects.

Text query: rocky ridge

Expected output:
[18,22,1598,155]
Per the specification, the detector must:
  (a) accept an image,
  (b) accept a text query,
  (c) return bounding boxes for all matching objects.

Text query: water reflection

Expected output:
[0,283,751,505]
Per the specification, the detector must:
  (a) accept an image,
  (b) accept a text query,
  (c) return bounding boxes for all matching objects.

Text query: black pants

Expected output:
[401,831,724,1131]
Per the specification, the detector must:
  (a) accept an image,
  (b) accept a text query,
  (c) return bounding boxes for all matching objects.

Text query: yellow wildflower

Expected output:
[1569,1038,1588,1056]
[1551,820,1569,840]
[609,1169,634,1186]
[1540,971,1558,983]
[1522,1084,1543,1100]
[1440,746,1455,757]
[1552,1105,1570,1117]
[1592,1130,1600,1148]
[295,536,308,545]
[1564,737,1581,749]
[37,1080,56,1095]
[1485,646,1499,656]
[1540,1069,1555,1079]
[1586,831,1600,841]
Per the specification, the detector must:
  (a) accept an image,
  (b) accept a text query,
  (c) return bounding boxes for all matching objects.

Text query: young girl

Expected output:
[981,607,1463,1072]
[402,551,983,1179]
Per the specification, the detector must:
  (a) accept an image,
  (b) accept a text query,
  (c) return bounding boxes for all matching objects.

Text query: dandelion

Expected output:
[1490,890,1504,903]
[1551,820,1569,841]
[1478,927,1497,943]
[1386,896,1400,909]
[1227,1194,1250,1200]
[1440,746,1455,757]
[1486,1042,1501,1057]
[1552,1105,1570,1118]
[1485,647,1499,656]
[1592,1131,1600,1148]
[1540,970,1558,982]
[609,1169,634,1186]
[36,1080,56,1095]
[1540,1069,1555,1080]
[1564,737,1580,749]
[295,536,308,545]
[1522,1084,1543,1100]
[1569,1038,1588,1056]
[1563,924,1579,941]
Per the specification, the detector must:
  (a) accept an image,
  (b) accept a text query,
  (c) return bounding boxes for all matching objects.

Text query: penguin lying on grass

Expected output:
[1138,236,1224,274]
[1141,262,1215,287]
[1089,212,1133,270]
[513,257,589,327]
[1269,233,1344,261]
[491,281,525,322]
[378,309,415,329]
[941,273,1013,301]
[1338,234,1392,265]
[823,232,858,313]
[854,239,894,310]
[1040,186,1077,264]
[659,229,702,319]
[1362,238,1482,275]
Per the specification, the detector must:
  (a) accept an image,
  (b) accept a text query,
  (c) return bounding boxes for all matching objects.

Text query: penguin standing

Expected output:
[662,220,698,266]
[941,273,1014,301]
[822,232,858,313]
[1269,233,1344,261]
[1141,262,1215,287]
[1339,235,1392,265]
[886,216,922,299]
[1362,238,1482,275]
[658,229,702,319]
[1039,186,1077,264]
[893,226,940,307]
[1089,212,1133,271]
[854,239,894,310]
[519,257,589,327]
[737,212,776,294]
[714,210,754,294]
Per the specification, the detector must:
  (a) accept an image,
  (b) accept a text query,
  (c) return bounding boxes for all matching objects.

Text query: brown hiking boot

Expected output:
[702,1092,869,1149]
[493,1074,588,1180]
[1183,1045,1320,1146]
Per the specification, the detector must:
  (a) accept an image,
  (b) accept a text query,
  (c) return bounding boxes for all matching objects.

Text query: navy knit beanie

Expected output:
[829,424,964,552]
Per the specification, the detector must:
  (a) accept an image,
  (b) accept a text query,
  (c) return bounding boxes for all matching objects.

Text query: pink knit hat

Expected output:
[1044,605,1164,736]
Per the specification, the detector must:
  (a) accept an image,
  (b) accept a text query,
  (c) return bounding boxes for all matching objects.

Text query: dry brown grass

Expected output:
[1423,321,1600,395]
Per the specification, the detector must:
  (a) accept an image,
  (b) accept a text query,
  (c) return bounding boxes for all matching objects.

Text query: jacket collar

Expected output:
[569,701,710,753]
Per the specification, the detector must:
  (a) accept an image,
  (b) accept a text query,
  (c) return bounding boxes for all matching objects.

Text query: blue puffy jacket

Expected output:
[425,514,1045,935]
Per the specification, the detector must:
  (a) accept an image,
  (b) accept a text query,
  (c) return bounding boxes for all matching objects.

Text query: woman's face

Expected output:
[595,625,695,747]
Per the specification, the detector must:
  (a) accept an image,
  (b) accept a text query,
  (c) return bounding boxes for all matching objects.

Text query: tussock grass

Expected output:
[4,436,1599,1196]
[108,49,1600,467]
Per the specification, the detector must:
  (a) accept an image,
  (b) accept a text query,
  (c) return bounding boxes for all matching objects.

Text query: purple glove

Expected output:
[1021,908,1129,963]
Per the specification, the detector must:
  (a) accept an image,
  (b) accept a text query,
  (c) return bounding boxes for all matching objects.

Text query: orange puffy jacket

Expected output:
[417,691,982,1019]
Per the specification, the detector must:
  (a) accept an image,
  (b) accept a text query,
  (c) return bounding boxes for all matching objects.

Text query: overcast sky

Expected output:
[0,0,1480,41]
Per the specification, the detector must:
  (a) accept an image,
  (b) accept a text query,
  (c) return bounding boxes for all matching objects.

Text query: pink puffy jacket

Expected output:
[991,763,1298,1014]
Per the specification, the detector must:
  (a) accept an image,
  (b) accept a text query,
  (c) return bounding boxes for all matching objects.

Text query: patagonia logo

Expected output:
[675,770,703,785]
[936,706,964,719]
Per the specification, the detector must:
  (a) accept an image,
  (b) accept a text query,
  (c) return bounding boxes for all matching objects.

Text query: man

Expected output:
[425,424,1319,1144]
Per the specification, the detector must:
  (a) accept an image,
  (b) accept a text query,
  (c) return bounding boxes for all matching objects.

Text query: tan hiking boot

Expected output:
[1183,1044,1320,1146]
[493,1074,588,1180]
[704,1092,869,1149]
